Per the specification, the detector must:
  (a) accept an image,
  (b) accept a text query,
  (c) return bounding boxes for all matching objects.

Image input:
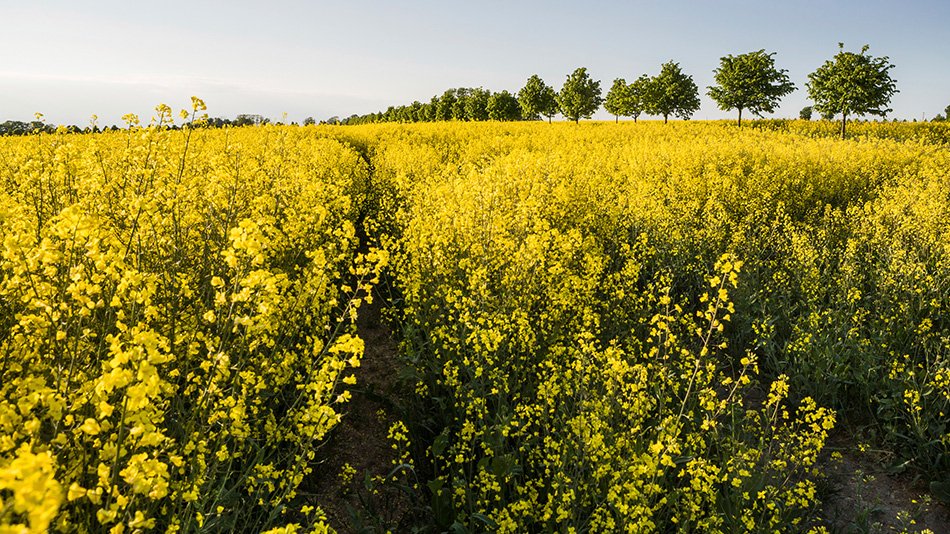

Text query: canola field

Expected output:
[0,106,384,533]
[2,116,950,532]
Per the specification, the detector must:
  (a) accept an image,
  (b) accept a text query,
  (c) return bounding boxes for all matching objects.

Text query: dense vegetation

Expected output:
[2,117,950,532]
[0,103,385,532]
[336,121,950,532]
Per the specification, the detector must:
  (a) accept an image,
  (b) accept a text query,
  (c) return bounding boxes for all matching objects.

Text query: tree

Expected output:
[451,88,470,120]
[234,114,267,126]
[604,78,629,123]
[604,77,648,123]
[806,43,898,138]
[465,88,491,121]
[799,106,813,120]
[518,75,558,123]
[406,101,423,122]
[946,104,950,118]
[416,102,433,122]
[206,117,233,128]
[487,90,522,121]
[0,120,30,136]
[644,61,700,123]
[303,116,316,126]
[708,50,795,127]
[557,67,603,123]
[434,90,456,121]
[626,75,650,123]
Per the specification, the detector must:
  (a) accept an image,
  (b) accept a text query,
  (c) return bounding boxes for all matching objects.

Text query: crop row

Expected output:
[2,119,949,532]
[0,110,383,532]
[340,121,950,532]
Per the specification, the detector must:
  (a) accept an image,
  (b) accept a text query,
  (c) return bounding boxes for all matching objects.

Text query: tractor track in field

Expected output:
[306,295,412,532]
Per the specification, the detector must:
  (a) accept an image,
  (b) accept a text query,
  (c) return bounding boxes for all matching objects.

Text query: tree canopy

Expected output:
[234,114,268,126]
[518,75,559,123]
[604,76,650,123]
[604,78,629,122]
[318,46,908,127]
[806,43,898,137]
[557,68,603,123]
[487,90,522,121]
[626,75,650,123]
[464,88,491,121]
[644,61,700,123]
[708,50,795,126]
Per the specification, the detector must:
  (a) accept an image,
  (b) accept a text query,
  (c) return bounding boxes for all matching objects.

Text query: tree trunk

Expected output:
[548,115,552,124]
[664,114,668,124]
[840,113,847,139]
[738,108,742,127]
[615,115,618,123]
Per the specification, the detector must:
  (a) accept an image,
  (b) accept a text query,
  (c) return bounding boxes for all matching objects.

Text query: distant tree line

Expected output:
[0,113,288,136]
[340,87,524,125]
[6,45,948,138]
[931,105,950,122]
[337,44,918,137]
[0,120,59,136]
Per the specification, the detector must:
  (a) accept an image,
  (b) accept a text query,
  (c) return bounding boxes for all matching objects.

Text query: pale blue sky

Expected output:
[2,1,948,125]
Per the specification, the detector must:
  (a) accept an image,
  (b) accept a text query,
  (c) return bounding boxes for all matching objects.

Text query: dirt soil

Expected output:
[307,296,409,532]
[818,431,950,533]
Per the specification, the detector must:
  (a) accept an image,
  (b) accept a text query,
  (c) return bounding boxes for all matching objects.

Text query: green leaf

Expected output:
[931,480,950,504]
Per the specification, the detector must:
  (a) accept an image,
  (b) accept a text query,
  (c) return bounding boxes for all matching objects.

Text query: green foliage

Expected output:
[463,88,491,121]
[0,120,53,136]
[800,106,813,120]
[557,67,603,123]
[644,61,701,123]
[450,88,470,120]
[603,76,648,123]
[806,44,898,138]
[627,75,650,122]
[234,114,268,126]
[357,122,866,532]
[708,50,795,126]
[604,78,629,122]
[435,90,457,121]
[0,123,381,532]
[518,75,558,122]
[487,90,522,121]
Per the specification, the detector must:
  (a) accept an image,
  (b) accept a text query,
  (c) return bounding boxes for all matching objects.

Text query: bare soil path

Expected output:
[819,430,950,533]
[307,296,408,532]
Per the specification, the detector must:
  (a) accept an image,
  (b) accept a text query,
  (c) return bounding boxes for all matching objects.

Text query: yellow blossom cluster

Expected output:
[0,108,384,532]
[4,115,949,532]
[332,120,950,531]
